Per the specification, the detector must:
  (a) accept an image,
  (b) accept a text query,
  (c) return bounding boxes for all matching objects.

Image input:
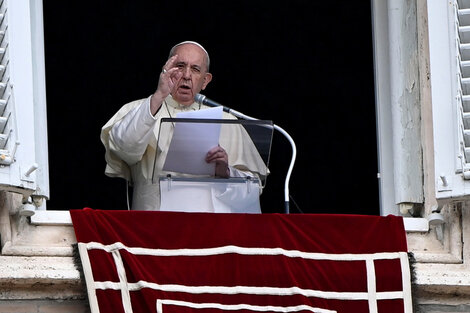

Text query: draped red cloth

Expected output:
[71,209,412,313]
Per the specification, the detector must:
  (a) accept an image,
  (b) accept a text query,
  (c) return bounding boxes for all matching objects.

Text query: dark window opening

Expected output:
[42,1,378,214]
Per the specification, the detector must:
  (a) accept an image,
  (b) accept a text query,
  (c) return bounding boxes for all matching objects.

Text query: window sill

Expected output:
[403,217,429,232]
[30,210,72,226]
[29,211,430,233]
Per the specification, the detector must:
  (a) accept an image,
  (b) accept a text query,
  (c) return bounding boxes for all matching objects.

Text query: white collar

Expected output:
[166,95,200,111]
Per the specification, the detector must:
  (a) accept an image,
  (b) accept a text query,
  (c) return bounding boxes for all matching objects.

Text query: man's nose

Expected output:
[182,66,191,78]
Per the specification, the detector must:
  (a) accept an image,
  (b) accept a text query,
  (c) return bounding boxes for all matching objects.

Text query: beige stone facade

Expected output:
[0,192,88,312]
[1,192,470,312]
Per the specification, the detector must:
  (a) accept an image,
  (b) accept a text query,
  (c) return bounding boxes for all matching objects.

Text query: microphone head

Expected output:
[194,93,206,104]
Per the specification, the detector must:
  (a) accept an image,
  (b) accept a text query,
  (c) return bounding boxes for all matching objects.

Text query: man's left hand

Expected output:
[206,146,229,178]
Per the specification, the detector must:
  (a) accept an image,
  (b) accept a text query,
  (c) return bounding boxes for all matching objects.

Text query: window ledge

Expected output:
[30,210,72,226]
[403,217,429,232]
[30,211,431,232]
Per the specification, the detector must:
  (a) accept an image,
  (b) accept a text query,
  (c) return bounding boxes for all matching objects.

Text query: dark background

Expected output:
[42,1,379,214]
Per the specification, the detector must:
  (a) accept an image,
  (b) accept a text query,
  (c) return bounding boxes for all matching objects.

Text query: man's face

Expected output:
[171,44,212,105]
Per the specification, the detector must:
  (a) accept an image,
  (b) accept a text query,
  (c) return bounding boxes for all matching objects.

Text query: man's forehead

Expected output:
[174,45,207,66]
[171,41,208,57]
[174,44,205,56]
[170,41,210,70]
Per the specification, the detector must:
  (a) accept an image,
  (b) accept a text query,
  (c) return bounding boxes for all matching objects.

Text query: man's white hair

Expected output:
[169,41,210,71]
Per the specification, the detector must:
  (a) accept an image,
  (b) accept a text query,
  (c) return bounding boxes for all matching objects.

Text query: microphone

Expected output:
[194,93,230,112]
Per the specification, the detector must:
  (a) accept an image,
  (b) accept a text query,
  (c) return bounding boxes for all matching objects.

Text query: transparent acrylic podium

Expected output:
[154,117,273,213]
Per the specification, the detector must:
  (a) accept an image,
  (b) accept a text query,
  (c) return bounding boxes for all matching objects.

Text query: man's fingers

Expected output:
[162,55,178,73]
[206,147,227,163]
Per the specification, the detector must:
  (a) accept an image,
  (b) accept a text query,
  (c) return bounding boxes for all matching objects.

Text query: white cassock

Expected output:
[101,95,268,212]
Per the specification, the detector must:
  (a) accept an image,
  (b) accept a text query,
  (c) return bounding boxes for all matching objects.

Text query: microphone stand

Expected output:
[222,107,297,214]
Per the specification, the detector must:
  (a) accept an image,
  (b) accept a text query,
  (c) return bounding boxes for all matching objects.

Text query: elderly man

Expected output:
[101,41,267,211]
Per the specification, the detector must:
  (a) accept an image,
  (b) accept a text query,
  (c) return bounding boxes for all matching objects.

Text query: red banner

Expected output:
[71,210,412,313]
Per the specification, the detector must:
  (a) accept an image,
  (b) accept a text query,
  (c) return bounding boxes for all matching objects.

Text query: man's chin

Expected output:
[173,90,194,105]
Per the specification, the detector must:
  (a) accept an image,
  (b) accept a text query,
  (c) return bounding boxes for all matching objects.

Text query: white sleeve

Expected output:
[109,96,158,166]
[229,166,253,178]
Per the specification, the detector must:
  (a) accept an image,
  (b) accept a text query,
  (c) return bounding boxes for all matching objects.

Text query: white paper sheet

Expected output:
[162,106,223,175]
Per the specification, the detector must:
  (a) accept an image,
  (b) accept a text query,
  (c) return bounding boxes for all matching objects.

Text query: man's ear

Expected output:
[201,73,213,90]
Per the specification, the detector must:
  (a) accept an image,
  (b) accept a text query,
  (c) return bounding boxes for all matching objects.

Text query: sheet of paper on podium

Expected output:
[163,106,223,175]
